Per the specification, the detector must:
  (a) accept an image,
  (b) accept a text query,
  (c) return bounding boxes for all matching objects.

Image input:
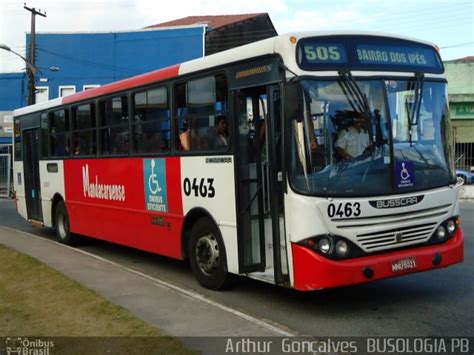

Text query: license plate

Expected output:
[391,257,417,273]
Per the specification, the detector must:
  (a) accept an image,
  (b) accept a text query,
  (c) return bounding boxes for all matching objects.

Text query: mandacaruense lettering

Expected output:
[82,164,126,202]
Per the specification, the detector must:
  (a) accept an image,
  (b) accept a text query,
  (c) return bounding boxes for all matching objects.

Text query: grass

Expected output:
[0,244,196,354]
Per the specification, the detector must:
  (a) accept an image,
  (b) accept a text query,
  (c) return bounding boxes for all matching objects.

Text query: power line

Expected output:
[440,42,474,49]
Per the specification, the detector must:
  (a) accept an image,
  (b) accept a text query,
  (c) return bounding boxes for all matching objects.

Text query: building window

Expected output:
[99,96,129,155]
[83,85,100,91]
[132,87,169,154]
[72,103,96,156]
[35,86,49,104]
[59,86,76,98]
[174,74,229,152]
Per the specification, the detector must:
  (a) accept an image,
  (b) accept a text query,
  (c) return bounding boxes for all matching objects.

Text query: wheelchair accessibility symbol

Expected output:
[144,159,168,212]
[396,161,415,188]
[400,162,410,181]
[148,159,162,195]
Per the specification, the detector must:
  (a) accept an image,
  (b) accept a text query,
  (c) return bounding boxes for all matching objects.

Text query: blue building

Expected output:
[0,25,205,143]
[29,26,205,102]
[0,73,25,144]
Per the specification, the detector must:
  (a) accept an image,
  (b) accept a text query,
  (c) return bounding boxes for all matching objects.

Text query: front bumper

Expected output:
[291,228,464,291]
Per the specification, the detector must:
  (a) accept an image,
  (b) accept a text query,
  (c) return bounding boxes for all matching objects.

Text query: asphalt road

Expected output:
[0,198,472,337]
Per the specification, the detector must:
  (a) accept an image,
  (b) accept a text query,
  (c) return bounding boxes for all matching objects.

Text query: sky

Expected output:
[0,0,473,73]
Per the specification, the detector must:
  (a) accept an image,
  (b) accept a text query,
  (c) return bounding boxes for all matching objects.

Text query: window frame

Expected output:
[83,84,100,91]
[59,85,76,98]
[131,85,171,156]
[35,86,49,104]
[98,94,130,157]
[48,108,71,158]
[71,102,97,158]
[172,71,230,156]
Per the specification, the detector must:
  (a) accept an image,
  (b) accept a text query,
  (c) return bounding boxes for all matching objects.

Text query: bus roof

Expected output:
[14,31,440,117]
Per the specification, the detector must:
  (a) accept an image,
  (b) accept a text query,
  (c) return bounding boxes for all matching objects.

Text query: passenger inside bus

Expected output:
[179,117,191,151]
[208,115,229,149]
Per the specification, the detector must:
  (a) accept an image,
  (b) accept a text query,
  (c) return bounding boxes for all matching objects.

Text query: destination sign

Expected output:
[297,36,443,73]
[356,44,436,67]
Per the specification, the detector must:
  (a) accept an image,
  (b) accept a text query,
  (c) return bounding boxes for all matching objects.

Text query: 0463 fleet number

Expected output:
[327,202,361,218]
[183,178,215,198]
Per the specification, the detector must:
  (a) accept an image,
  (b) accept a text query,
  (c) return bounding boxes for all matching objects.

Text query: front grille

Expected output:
[356,223,437,252]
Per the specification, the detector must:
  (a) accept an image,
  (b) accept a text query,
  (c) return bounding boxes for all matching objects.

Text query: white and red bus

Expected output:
[13,31,464,291]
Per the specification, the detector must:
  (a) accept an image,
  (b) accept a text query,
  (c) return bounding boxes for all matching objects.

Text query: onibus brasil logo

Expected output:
[5,338,54,355]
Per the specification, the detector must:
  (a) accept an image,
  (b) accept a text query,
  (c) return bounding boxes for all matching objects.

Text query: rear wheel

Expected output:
[189,217,230,290]
[55,200,78,246]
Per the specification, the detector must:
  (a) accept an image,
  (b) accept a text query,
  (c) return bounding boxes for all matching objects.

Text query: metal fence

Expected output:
[452,120,474,174]
[0,153,11,198]
[0,144,12,198]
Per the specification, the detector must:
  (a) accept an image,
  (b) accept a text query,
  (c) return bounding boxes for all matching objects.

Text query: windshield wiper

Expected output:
[337,70,371,117]
[406,73,425,145]
[409,72,424,126]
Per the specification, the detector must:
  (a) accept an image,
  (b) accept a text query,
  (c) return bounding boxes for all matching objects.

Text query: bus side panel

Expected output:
[39,160,65,227]
[180,156,239,274]
[139,156,184,258]
[64,158,184,259]
[13,161,27,220]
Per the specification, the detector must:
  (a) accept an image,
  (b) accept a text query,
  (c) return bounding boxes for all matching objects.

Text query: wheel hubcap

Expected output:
[57,213,67,239]
[195,234,219,275]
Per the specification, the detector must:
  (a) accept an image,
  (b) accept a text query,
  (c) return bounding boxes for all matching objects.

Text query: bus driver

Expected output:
[336,112,370,160]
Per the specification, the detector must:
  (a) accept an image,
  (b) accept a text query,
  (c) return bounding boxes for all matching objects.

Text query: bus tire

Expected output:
[55,200,77,246]
[189,217,230,290]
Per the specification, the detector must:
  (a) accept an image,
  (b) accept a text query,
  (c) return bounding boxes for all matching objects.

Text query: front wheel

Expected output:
[55,200,78,246]
[189,217,230,290]
[457,175,467,185]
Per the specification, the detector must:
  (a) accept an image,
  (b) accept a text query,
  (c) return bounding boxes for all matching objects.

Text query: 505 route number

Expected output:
[327,202,361,218]
[183,178,215,198]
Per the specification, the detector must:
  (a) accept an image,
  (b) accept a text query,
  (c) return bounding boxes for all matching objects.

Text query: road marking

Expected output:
[0,225,297,337]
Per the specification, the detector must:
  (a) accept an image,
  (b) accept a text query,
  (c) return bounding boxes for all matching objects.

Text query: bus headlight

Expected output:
[318,237,332,254]
[335,240,350,257]
[446,219,456,235]
[299,236,364,259]
[436,225,447,241]
[428,217,459,245]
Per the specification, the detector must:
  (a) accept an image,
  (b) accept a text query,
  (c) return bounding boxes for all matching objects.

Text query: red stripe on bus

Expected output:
[62,64,181,105]
[291,228,464,291]
[64,157,184,260]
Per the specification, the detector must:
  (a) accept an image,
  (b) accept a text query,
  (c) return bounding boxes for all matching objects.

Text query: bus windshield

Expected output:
[287,77,455,197]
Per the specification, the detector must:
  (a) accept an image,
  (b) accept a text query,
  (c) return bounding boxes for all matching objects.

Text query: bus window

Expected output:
[49,109,70,158]
[99,96,129,156]
[72,103,96,157]
[40,112,49,158]
[14,118,21,161]
[174,74,228,152]
[132,87,169,154]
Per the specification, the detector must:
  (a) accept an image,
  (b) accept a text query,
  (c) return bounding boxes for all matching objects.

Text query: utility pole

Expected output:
[24,3,46,106]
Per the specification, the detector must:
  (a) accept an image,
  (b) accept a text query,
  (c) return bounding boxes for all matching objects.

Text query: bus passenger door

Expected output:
[234,85,289,284]
[23,129,43,222]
